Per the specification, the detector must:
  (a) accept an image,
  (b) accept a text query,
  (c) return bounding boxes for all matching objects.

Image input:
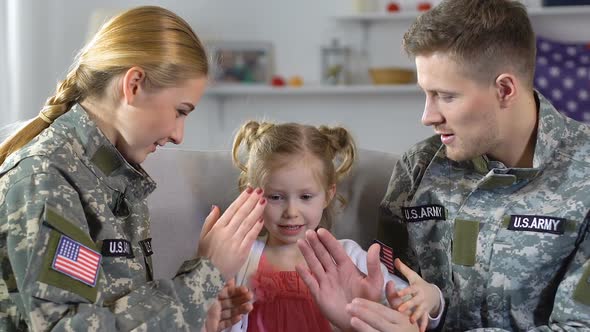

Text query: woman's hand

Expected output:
[197,187,266,279]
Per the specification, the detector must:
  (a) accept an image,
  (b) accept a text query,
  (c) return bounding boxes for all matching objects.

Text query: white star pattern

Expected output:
[567,47,577,56]
[534,37,590,123]
[538,56,548,65]
[537,77,548,88]
[567,101,578,111]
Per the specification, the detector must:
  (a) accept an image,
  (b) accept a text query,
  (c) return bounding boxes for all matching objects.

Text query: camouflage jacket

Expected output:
[378,92,590,331]
[0,104,223,331]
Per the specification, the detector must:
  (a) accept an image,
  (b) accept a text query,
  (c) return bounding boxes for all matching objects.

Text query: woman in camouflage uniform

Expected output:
[0,6,266,331]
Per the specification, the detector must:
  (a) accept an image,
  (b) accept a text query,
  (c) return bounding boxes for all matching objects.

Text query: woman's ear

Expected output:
[122,66,146,105]
[324,184,337,208]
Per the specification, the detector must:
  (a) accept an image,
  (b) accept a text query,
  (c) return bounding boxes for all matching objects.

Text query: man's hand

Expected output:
[296,229,384,331]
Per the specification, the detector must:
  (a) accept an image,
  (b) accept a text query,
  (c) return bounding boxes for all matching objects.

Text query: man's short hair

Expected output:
[403,0,536,88]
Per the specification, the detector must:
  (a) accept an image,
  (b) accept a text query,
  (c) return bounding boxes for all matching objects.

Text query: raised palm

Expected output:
[296,229,384,331]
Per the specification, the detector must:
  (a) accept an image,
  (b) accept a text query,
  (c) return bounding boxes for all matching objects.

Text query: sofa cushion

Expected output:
[143,148,398,279]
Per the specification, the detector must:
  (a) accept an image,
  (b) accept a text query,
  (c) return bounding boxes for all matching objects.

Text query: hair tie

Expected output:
[38,110,53,124]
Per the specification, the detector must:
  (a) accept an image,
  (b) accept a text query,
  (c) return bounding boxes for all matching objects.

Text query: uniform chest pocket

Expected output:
[492,215,580,271]
[98,239,150,287]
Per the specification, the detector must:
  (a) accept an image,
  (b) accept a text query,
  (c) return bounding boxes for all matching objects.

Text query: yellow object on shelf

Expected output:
[288,76,304,87]
[369,67,415,85]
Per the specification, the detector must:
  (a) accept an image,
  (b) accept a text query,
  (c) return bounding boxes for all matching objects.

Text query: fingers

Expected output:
[216,187,253,226]
[316,228,350,266]
[306,230,336,272]
[365,243,384,287]
[394,258,419,283]
[234,197,266,246]
[204,300,221,332]
[297,234,327,281]
[238,216,264,254]
[385,280,403,309]
[201,205,221,239]
[347,298,411,331]
[397,286,424,314]
[419,314,428,332]
[218,313,245,330]
[295,245,326,297]
[225,189,265,234]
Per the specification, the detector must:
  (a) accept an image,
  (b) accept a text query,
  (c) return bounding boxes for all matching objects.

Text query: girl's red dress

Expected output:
[246,255,332,332]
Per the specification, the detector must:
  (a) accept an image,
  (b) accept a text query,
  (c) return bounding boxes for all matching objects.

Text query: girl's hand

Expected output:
[197,187,266,279]
[390,258,441,332]
[201,278,253,332]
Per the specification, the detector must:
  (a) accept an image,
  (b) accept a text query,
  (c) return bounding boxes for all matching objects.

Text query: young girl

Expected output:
[227,120,444,332]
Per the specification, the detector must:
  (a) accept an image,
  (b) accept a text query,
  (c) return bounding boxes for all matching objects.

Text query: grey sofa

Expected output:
[142,148,399,279]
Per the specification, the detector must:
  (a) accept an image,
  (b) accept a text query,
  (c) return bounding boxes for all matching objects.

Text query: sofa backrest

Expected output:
[143,148,398,279]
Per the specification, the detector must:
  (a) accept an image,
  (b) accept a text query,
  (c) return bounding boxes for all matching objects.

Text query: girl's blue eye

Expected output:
[267,194,282,201]
[301,194,313,200]
[176,109,188,118]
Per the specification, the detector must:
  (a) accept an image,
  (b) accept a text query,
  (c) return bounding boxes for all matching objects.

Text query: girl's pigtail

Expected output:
[232,121,259,191]
[319,126,357,183]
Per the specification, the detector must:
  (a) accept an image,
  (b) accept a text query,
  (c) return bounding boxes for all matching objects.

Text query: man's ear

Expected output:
[122,67,146,104]
[495,73,518,109]
[324,184,337,208]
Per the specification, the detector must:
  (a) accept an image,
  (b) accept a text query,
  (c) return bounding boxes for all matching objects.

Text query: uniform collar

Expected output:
[458,91,565,189]
[531,91,568,169]
[56,104,156,201]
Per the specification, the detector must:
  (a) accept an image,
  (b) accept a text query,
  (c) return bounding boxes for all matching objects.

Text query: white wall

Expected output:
[8,0,590,154]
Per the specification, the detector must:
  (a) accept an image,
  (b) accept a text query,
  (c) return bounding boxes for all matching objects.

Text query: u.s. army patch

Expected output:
[139,238,153,257]
[101,239,134,258]
[402,204,446,222]
[508,215,566,235]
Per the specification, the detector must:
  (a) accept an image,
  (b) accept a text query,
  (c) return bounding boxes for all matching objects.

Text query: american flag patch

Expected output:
[52,235,101,287]
[373,239,395,274]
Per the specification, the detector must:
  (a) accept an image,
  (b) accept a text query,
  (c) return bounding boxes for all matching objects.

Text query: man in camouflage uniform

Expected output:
[297,0,589,331]
[374,0,590,330]
[377,91,590,330]
[0,105,228,331]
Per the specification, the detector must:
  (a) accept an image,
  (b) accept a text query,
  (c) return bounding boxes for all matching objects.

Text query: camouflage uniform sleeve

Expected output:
[531,215,590,331]
[377,152,420,273]
[1,171,223,331]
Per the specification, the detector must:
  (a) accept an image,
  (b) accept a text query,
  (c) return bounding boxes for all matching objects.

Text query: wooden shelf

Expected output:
[334,5,590,23]
[205,84,422,97]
